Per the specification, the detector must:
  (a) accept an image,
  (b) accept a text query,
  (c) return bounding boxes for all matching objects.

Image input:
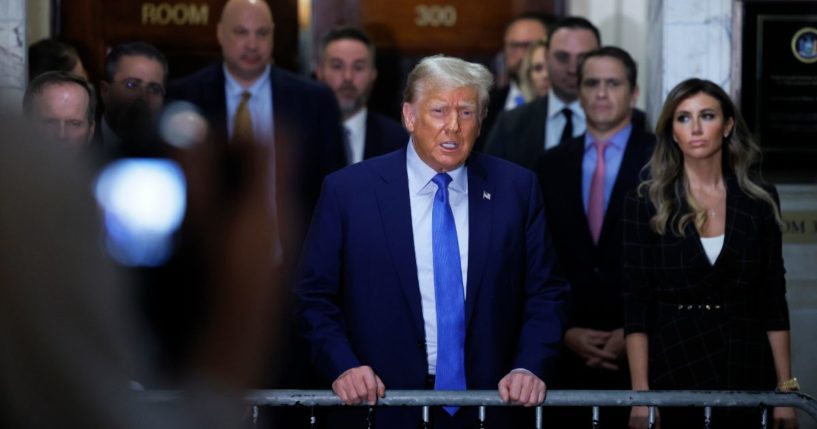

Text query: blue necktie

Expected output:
[431,173,466,415]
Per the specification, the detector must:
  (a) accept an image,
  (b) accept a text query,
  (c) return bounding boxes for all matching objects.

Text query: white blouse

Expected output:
[700,234,725,265]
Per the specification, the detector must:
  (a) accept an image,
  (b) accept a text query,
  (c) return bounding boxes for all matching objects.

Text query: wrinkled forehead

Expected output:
[35,83,91,114]
[415,83,479,106]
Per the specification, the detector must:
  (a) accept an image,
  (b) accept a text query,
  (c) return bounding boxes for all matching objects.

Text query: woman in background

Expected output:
[622,78,798,429]
[517,38,549,102]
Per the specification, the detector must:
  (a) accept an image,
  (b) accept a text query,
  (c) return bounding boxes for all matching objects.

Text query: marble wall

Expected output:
[0,0,25,109]
[646,0,733,124]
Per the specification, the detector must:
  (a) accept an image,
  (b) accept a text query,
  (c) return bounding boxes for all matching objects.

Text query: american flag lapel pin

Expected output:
[483,190,491,200]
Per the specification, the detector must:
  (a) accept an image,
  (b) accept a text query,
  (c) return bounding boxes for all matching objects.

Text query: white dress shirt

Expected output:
[343,108,367,165]
[223,64,274,143]
[545,94,586,150]
[406,140,469,375]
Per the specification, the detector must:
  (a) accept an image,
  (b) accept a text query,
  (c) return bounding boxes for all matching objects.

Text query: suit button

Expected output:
[417,340,425,350]
[593,267,600,273]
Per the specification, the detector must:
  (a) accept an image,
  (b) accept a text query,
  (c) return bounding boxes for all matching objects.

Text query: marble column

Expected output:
[0,0,26,110]
[645,0,733,123]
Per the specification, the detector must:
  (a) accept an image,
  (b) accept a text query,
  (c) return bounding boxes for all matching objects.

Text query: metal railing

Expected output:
[144,389,817,428]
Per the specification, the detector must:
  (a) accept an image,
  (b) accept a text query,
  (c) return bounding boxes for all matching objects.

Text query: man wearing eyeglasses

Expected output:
[98,41,168,155]
[474,12,550,152]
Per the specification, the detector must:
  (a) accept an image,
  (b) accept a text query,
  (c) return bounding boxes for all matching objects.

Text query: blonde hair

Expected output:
[640,78,781,236]
[518,38,548,102]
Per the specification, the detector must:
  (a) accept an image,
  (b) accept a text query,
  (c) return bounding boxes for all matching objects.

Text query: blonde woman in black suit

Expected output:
[622,78,798,429]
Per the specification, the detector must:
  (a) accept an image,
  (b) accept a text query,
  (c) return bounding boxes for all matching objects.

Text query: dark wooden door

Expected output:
[57,0,298,82]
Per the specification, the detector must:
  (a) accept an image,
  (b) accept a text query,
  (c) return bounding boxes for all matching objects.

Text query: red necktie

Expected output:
[588,140,610,244]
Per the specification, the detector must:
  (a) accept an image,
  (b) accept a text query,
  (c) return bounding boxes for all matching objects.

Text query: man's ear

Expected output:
[630,85,640,108]
[402,102,415,133]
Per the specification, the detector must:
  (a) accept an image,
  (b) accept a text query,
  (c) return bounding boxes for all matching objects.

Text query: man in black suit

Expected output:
[537,46,655,428]
[485,17,601,170]
[167,0,346,239]
[316,26,408,164]
[475,12,549,152]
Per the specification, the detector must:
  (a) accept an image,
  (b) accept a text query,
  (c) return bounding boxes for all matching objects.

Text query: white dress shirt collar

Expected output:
[344,108,367,165]
[407,138,467,196]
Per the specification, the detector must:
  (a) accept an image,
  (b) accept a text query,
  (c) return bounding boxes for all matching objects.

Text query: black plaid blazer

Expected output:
[621,176,789,391]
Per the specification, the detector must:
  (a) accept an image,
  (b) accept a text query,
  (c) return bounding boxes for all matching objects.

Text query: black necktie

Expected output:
[559,107,573,146]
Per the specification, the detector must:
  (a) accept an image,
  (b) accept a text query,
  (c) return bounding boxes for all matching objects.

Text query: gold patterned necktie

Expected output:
[233,91,254,144]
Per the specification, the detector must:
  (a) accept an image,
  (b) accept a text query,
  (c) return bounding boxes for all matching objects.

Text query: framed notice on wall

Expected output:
[755,15,817,152]
[741,2,817,178]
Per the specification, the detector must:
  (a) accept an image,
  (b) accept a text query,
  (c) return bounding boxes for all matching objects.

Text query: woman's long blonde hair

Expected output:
[518,38,548,102]
[639,78,781,236]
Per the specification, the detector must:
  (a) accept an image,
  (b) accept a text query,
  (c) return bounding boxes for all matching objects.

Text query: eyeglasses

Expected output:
[115,78,165,97]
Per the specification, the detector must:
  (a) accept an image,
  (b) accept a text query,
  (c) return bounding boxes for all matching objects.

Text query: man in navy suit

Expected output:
[316,26,408,164]
[537,46,655,428]
[297,55,569,429]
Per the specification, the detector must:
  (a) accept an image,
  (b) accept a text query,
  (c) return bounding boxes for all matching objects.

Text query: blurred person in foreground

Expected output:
[538,46,655,429]
[296,55,568,429]
[517,38,550,103]
[623,78,798,429]
[0,105,279,428]
[315,25,407,165]
[23,71,96,148]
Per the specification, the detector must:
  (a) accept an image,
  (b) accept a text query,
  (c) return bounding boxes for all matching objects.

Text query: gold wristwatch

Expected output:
[777,377,800,392]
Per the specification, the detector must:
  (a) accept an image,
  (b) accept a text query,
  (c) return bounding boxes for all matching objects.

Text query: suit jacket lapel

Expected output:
[711,176,742,270]
[363,115,380,160]
[464,155,493,326]
[270,67,290,149]
[522,97,548,162]
[564,140,594,246]
[374,149,424,335]
[210,65,229,143]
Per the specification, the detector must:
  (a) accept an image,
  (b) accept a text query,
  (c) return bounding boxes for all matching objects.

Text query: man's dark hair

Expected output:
[578,46,638,89]
[28,38,83,81]
[23,71,97,123]
[319,26,375,63]
[104,41,169,82]
[504,12,557,37]
[546,16,601,48]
